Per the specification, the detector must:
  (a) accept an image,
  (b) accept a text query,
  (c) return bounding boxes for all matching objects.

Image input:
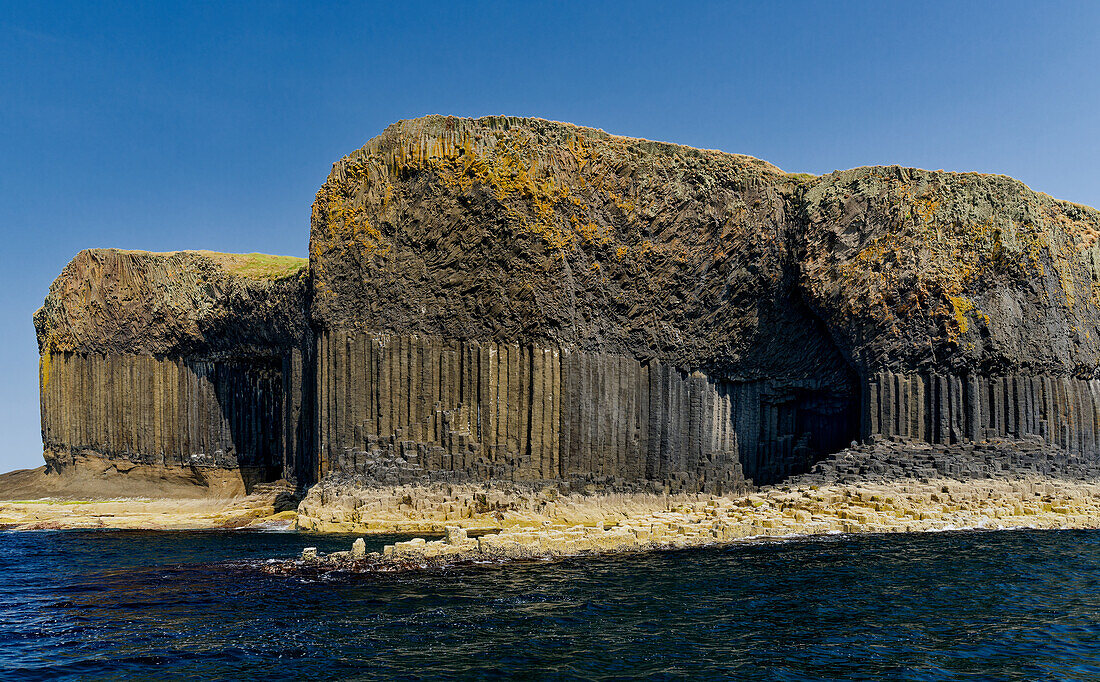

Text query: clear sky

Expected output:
[2,1,1099,472]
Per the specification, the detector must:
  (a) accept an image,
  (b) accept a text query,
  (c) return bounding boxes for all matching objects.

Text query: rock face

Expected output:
[801,167,1100,377]
[309,116,857,486]
[33,115,1100,493]
[34,249,312,492]
[800,167,1100,454]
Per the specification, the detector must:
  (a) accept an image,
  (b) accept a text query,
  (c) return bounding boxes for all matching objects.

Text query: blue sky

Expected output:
[2,1,1099,472]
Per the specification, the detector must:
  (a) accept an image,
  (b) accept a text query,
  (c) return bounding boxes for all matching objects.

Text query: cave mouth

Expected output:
[743,384,860,487]
[734,278,863,486]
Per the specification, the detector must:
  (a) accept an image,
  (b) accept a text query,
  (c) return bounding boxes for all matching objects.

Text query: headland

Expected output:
[10,116,1100,564]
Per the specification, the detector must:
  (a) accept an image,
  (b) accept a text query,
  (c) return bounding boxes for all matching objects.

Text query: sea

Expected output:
[1,528,1098,681]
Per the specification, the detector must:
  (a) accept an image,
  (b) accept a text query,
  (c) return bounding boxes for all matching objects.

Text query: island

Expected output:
[6,115,1100,564]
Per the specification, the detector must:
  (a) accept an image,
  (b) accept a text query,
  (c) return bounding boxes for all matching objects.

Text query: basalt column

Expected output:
[866,371,1100,461]
[313,330,748,491]
[313,329,858,489]
[40,351,300,488]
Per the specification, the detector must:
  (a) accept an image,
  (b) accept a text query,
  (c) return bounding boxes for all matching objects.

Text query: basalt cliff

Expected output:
[30,115,1100,499]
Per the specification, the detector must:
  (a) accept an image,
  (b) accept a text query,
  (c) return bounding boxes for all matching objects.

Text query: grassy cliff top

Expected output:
[36,248,310,356]
[89,249,308,281]
[193,251,308,280]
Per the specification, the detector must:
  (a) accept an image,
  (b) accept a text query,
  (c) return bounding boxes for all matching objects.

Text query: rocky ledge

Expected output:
[0,481,300,531]
[268,442,1100,574]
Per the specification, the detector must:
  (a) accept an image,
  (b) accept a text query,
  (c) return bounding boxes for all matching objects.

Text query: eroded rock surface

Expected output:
[801,167,1100,377]
[33,249,312,491]
[28,115,1100,501]
[35,249,308,358]
[309,117,859,485]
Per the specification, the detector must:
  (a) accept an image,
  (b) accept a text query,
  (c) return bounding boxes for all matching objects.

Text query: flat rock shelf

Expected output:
[274,442,1100,573]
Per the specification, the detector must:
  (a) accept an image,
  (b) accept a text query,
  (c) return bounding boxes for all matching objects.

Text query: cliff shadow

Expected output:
[199,356,287,493]
[726,285,862,486]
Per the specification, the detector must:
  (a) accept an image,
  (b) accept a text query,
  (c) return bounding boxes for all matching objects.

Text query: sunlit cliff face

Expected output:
[33,116,1100,491]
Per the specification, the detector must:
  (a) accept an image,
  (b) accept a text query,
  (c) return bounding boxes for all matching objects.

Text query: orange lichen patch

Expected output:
[381,131,606,253]
[914,194,939,225]
[39,349,52,389]
[568,133,594,170]
[948,295,977,335]
[606,190,635,216]
[1060,267,1077,308]
[830,231,913,323]
[313,172,392,263]
[571,216,610,246]
[361,129,582,251]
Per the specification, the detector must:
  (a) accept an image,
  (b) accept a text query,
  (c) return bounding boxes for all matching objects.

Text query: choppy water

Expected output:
[1,528,1099,680]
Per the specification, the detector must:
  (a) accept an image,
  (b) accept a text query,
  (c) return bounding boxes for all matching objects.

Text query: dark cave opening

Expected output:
[730,280,864,486]
[739,384,860,486]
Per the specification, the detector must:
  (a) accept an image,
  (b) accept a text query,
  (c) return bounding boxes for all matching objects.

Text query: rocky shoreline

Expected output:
[0,480,299,531]
[264,441,1100,573]
[5,442,1099,576]
[265,474,1100,576]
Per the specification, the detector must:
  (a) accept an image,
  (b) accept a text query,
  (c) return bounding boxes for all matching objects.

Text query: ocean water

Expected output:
[1,529,1099,681]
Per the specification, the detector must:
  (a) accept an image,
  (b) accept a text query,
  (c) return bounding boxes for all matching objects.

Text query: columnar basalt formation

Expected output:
[34,249,311,492]
[866,372,1100,453]
[315,331,746,492]
[32,115,1100,496]
[309,116,859,486]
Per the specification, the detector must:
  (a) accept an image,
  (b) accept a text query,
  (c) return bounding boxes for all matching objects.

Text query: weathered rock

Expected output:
[34,249,313,489]
[35,249,309,358]
[308,116,859,485]
[443,526,468,545]
[31,115,1100,497]
[800,167,1100,378]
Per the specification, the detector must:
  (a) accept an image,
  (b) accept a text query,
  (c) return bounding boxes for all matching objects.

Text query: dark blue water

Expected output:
[2,529,1099,681]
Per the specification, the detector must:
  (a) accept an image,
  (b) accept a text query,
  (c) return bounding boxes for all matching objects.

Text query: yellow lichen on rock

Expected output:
[948,295,975,335]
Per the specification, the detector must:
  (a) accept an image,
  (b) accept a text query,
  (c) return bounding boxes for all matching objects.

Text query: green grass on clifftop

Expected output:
[198,252,308,280]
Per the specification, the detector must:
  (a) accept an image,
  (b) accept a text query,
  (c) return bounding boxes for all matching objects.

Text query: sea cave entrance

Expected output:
[740,382,860,486]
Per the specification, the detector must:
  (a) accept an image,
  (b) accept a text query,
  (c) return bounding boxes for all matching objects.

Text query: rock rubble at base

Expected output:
[277,443,1100,574]
[796,439,1100,486]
